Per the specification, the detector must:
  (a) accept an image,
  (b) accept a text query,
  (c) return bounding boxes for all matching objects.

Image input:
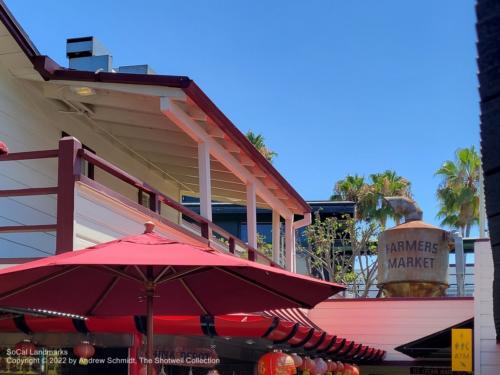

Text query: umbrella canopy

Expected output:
[0,224,343,375]
[0,231,342,316]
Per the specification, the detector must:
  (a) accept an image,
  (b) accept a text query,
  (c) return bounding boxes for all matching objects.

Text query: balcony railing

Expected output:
[0,137,278,267]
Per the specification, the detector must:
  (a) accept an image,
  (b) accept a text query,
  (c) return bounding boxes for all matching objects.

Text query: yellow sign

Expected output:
[452,328,472,372]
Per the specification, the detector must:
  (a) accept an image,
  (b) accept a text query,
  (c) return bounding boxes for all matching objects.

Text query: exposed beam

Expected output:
[180,181,250,197]
[206,119,225,138]
[142,151,229,172]
[156,163,239,183]
[162,173,246,191]
[102,124,196,148]
[45,80,186,100]
[219,138,240,153]
[43,83,161,114]
[250,166,267,179]
[118,137,198,160]
[161,98,292,218]
[237,153,256,167]
[90,107,178,132]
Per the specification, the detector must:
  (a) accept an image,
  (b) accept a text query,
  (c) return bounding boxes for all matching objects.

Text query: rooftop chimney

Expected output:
[66,36,112,72]
[66,36,155,75]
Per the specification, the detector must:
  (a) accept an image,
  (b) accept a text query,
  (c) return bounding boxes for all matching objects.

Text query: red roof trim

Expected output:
[0,0,39,60]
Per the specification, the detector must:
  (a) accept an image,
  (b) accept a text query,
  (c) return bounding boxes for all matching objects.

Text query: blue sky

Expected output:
[8,1,479,228]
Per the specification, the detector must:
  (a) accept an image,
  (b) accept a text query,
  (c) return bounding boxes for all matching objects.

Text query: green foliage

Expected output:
[257,233,273,258]
[297,213,380,297]
[245,130,278,163]
[435,146,480,237]
[331,170,412,228]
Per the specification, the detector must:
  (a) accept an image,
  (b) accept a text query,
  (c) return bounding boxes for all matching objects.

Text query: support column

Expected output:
[246,182,257,249]
[285,216,294,271]
[272,210,281,264]
[56,136,82,254]
[198,142,212,221]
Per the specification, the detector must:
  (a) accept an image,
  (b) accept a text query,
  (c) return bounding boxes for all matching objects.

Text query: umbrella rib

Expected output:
[179,279,208,315]
[153,266,172,283]
[213,267,310,308]
[156,266,209,285]
[87,275,121,316]
[133,266,148,282]
[97,266,143,283]
[0,266,81,301]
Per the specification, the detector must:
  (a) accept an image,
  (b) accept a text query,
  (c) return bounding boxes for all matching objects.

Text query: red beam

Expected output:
[0,149,58,161]
[0,187,58,197]
[0,224,57,233]
[0,257,44,264]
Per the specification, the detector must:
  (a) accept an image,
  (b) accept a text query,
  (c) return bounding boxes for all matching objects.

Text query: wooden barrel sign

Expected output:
[377,220,450,297]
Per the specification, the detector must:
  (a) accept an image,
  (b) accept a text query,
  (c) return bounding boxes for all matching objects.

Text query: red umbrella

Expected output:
[0,223,343,375]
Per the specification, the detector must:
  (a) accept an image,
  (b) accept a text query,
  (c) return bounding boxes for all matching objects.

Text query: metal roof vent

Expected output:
[66,36,112,72]
[118,65,156,75]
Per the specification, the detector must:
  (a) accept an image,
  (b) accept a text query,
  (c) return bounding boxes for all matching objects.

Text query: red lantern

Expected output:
[335,362,344,375]
[351,365,360,375]
[343,364,354,375]
[0,141,8,155]
[290,353,303,373]
[258,351,295,375]
[313,358,327,375]
[326,360,337,375]
[14,339,36,356]
[298,356,316,375]
[73,341,95,359]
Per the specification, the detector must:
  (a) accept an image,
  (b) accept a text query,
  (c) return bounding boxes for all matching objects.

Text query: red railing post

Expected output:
[228,237,235,254]
[248,248,256,262]
[56,137,82,254]
[200,222,210,239]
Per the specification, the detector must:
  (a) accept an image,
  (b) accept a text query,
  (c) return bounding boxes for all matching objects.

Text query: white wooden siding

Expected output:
[474,240,499,375]
[74,183,204,250]
[0,61,183,258]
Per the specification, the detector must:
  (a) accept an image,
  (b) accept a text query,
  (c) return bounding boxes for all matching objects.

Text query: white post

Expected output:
[198,142,212,221]
[285,216,294,271]
[272,210,281,264]
[453,231,466,297]
[246,182,257,249]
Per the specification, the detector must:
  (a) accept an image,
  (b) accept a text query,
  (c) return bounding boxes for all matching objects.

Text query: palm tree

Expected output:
[245,130,277,163]
[435,146,480,237]
[331,171,412,227]
[331,174,375,221]
[370,170,412,226]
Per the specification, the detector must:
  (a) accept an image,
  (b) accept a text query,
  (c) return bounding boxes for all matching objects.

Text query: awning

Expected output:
[0,309,385,363]
[395,318,474,359]
[307,297,473,362]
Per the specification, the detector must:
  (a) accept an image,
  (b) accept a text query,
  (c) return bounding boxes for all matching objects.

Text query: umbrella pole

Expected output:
[146,267,155,375]
[147,288,154,375]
